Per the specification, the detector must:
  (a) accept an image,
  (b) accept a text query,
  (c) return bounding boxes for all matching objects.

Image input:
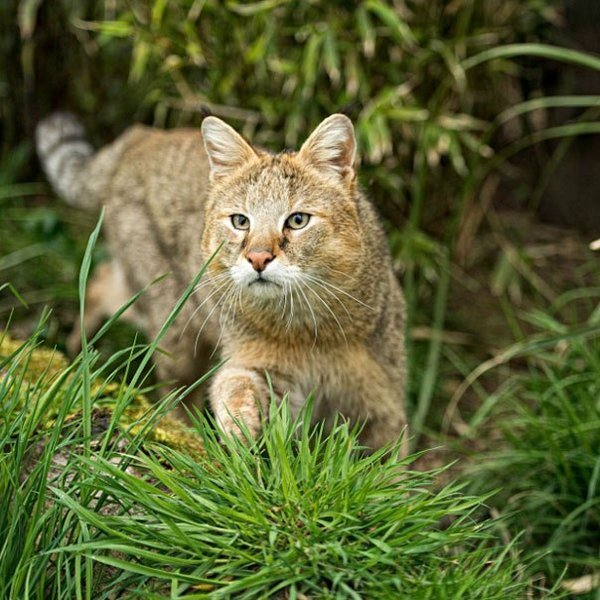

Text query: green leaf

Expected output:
[463,43,600,72]
[366,0,417,46]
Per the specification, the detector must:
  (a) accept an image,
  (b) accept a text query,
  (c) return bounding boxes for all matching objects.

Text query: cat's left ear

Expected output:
[298,114,356,183]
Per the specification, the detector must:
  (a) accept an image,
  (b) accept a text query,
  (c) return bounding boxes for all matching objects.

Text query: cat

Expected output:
[36,112,408,451]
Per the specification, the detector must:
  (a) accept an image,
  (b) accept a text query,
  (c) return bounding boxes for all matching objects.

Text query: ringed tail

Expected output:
[36,112,125,209]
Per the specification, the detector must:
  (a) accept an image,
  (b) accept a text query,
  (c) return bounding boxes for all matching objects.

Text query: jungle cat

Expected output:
[36,112,408,451]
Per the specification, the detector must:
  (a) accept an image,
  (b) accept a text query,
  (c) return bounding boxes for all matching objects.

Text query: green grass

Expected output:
[467,318,600,593]
[42,408,532,599]
[0,319,536,599]
[3,222,598,598]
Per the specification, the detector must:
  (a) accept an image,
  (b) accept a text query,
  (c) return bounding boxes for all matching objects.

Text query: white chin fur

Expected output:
[247,280,282,300]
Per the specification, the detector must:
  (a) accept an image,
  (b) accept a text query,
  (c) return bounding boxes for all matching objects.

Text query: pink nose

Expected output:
[246,250,274,272]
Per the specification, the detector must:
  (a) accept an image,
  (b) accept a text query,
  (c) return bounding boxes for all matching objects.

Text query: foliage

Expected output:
[4,0,600,427]
[1,0,563,216]
[468,311,600,593]
[0,328,537,599]
[1,2,600,596]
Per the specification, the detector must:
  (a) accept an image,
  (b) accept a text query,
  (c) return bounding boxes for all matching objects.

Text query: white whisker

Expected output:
[285,281,295,331]
[193,280,234,357]
[305,274,375,311]
[303,280,348,346]
[304,278,352,320]
[191,272,230,296]
[297,284,318,349]
[235,284,244,316]
[211,284,238,359]
[282,281,290,327]
[322,264,360,284]
[193,271,229,287]
[180,277,231,340]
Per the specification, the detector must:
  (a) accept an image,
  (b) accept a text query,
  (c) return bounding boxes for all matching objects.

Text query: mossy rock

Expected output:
[0,332,204,457]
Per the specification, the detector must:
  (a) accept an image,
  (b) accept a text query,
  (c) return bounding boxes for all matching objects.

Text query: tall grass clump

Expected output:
[468,311,600,592]
[50,406,538,599]
[0,328,201,599]
[0,336,538,599]
[0,323,539,598]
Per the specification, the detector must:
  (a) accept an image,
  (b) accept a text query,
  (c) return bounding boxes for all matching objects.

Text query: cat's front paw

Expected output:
[214,391,262,441]
[210,367,268,442]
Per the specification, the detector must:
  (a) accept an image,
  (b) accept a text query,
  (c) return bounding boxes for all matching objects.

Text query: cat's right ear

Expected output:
[201,117,257,181]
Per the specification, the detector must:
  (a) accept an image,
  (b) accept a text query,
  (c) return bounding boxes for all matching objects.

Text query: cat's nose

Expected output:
[246,250,274,272]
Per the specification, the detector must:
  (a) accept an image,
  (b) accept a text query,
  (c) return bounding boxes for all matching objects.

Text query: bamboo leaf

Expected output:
[301,31,322,100]
[366,0,417,46]
[463,43,600,72]
[17,0,44,39]
[322,29,341,85]
[356,5,376,58]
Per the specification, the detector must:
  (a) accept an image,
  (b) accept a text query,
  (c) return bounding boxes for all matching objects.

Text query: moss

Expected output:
[0,332,204,457]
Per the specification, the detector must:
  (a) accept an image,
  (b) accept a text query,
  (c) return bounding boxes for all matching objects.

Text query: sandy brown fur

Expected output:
[37,113,408,451]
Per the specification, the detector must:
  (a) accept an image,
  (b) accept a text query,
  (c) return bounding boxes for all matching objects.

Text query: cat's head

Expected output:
[199,114,364,313]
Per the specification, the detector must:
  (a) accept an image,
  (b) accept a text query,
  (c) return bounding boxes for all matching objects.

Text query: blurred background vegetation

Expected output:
[0,0,599,595]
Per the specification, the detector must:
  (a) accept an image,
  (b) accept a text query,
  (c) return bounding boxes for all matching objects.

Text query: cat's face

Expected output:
[200,115,363,314]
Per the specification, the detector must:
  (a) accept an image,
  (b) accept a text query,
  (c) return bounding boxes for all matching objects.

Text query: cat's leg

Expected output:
[357,407,409,457]
[209,366,270,439]
[152,323,216,421]
[338,369,408,456]
[66,261,143,356]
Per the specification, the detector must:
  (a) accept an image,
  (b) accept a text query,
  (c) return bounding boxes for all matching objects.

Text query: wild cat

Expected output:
[36,112,408,451]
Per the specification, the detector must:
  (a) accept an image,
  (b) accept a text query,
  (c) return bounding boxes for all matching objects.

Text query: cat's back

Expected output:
[106,126,211,272]
[112,126,209,197]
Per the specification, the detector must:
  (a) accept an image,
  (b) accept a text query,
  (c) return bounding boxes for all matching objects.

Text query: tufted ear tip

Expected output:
[201,116,257,180]
[298,114,356,182]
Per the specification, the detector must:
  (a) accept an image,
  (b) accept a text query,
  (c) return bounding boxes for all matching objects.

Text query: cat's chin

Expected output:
[246,278,282,300]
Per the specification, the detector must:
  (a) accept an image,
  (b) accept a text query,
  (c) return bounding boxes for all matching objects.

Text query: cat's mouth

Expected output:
[246,275,283,299]
[249,276,281,288]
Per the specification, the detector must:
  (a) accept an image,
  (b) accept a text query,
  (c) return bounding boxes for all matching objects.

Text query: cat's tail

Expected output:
[36,113,122,209]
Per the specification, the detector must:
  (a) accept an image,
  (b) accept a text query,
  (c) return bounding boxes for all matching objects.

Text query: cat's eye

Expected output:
[231,214,250,230]
[285,212,311,230]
